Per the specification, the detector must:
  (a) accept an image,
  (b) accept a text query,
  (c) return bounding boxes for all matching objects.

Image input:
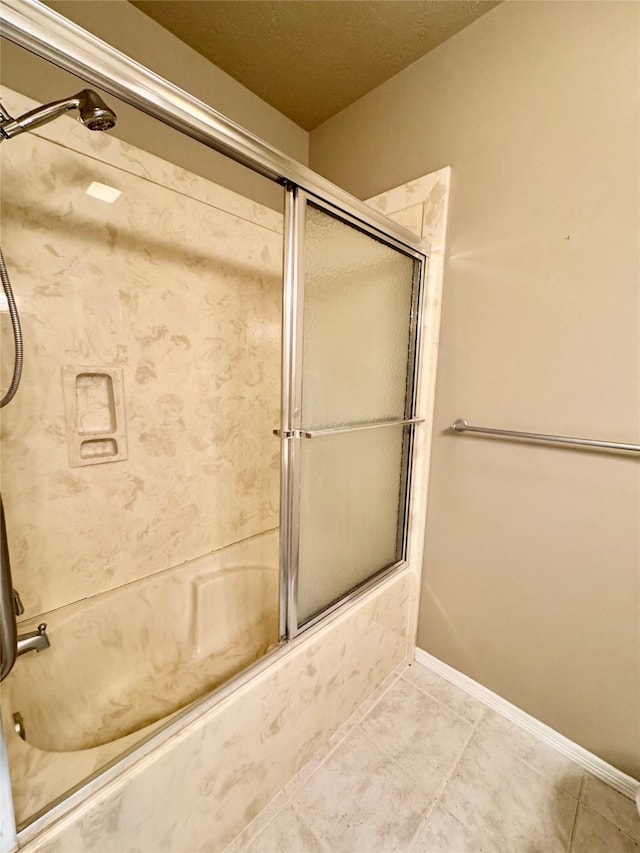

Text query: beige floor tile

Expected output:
[411,803,501,853]
[244,803,328,853]
[438,732,578,852]
[473,709,583,795]
[285,663,406,798]
[581,776,640,843]
[572,804,639,853]
[293,729,431,853]
[361,678,474,799]
[402,665,485,725]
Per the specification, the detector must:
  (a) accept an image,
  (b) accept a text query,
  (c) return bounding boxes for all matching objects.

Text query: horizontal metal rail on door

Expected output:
[274,418,425,439]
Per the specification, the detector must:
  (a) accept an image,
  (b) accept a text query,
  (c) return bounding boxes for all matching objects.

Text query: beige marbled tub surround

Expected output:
[20,571,412,852]
[0,84,449,849]
[3,530,278,825]
[0,87,282,619]
[10,172,448,850]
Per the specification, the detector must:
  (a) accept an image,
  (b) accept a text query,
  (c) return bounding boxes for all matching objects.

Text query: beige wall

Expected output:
[1,0,309,210]
[310,1,640,777]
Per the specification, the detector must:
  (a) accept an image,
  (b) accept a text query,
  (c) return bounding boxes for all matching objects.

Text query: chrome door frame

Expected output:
[280,190,428,638]
[279,185,305,640]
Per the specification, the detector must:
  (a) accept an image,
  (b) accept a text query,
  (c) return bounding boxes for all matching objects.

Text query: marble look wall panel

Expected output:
[20,571,411,853]
[4,530,279,826]
[0,87,282,617]
[0,91,282,235]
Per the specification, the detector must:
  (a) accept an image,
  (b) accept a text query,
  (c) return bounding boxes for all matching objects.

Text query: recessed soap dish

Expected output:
[62,366,128,467]
[79,438,119,459]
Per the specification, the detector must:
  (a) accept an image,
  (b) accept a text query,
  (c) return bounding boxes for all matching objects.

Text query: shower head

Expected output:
[0,89,117,142]
[76,89,117,132]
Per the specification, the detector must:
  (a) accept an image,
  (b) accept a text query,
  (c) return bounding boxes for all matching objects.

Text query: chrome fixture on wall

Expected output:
[0,496,51,682]
[16,623,50,657]
[0,497,19,682]
[0,247,23,409]
[450,418,640,454]
[0,88,116,141]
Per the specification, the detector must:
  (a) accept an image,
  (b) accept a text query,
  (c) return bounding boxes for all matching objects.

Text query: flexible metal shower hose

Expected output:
[0,246,23,408]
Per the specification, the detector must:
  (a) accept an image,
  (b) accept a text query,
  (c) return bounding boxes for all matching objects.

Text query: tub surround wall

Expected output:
[0,87,282,619]
[20,571,412,852]
[3,531,279,826]
[5,164,446,848]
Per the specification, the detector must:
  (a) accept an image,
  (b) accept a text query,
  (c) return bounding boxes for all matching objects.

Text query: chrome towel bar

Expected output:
[450,419,640,454]
[274,418,424,439]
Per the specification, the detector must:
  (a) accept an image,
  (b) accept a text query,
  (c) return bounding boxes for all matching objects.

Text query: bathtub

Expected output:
[2,529,279,825]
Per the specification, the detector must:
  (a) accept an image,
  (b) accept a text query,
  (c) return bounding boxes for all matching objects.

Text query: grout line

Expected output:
[567,775,587,852]
[578,804,640,847]
[400,675,484,729]
[409,691,487,852]
[289,799,335,853]
[345,664,408,729]
[577,772,586,802]
[434,714,481,799]
[289,801,332,853]
[236,796,333,853]
[400,669,485,727]
[312,664,407,757]
[406,803,437,852]
[415,648,639,802]
[236,796,290,853]
[416,711,488,845]
[406,714,480,852]
[350,667,487,845]
[473,708,584,799]
[229,663,409,851]
[578,776,640,845]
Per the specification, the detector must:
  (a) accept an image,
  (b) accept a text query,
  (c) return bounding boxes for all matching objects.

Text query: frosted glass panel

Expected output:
[297,426,406,624]
[301,203,416,429]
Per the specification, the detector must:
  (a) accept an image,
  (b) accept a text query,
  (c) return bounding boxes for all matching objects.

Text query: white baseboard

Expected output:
[414,648,639,802]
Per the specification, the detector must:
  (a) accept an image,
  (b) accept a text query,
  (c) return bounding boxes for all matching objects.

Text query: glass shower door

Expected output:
[281,192,425,634]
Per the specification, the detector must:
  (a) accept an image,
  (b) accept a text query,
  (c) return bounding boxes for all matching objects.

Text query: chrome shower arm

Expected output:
[0,102,15,122]
[0,95,80,140]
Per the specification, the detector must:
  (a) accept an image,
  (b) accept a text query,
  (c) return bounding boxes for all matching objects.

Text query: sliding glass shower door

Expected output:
[280,190,425,635]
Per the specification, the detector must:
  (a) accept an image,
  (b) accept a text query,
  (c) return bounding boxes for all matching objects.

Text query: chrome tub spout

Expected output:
[16,623,50,657]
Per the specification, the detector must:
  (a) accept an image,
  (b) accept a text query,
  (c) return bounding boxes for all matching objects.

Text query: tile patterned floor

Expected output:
[226,662,640,853]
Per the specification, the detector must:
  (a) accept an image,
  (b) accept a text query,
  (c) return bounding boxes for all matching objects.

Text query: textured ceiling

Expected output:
[132,1,501,130]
